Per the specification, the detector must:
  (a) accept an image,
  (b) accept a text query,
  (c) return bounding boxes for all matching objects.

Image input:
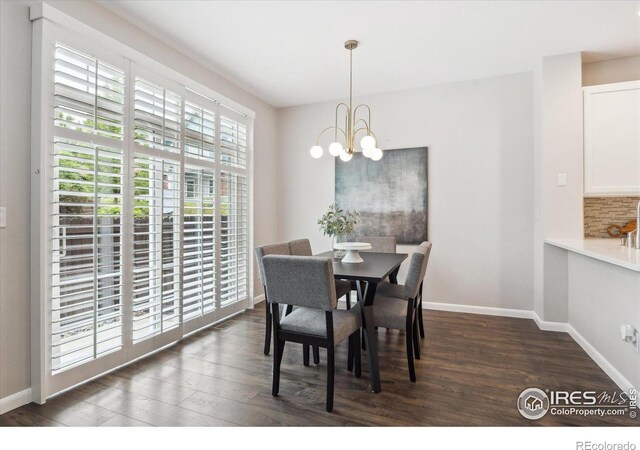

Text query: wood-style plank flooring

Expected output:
[1,303,637,426]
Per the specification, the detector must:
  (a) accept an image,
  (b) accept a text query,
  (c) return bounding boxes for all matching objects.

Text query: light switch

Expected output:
[0,207,6,228]
[557,173,567,186]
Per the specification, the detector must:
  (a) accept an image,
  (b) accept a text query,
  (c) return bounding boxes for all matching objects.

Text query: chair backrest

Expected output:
[254,242,291,285]
[359,236,396,253]
[262,255,337,311]
[404,241,432,299]
[288,238,313,256]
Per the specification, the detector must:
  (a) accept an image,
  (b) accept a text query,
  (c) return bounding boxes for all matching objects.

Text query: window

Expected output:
[220,171,248,306]
[183,168,216,321]
[220,115,247,169]
[132,156,182,342]
[52,44,125,372]
[134,78,182,153]
[35,21,253,398]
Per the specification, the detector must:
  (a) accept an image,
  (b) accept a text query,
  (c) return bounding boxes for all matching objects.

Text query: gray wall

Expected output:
[0,0,38,400]
[277,72,535,312]
[0,0,280,401]
[532,53,584,323]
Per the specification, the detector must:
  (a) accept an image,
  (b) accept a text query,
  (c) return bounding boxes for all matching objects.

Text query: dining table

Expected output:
[316,250,408,393]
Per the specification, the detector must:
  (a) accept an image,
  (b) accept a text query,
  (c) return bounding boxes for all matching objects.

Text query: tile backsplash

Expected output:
[584,196,639,238]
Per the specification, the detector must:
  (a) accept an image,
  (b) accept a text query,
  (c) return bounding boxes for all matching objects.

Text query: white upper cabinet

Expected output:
[583,81,640,196]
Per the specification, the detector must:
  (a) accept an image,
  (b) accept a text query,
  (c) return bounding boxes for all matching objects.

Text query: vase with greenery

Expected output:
[317,204,360,258]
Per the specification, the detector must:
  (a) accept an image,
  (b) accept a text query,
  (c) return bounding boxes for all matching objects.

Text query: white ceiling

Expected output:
[98,0,640,108]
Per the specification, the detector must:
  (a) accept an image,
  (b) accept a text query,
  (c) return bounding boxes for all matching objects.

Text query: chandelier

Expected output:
[310,40,382,162]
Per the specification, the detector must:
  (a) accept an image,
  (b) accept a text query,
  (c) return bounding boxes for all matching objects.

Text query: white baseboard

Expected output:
[532,312,570,332]
[424,301,534,320]
[567,324,635,393]
[253,294,265,305]
[0,388,32,415]
[424,301,635,392]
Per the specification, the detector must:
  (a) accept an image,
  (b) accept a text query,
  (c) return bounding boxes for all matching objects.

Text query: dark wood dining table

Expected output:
[316,251,408,393]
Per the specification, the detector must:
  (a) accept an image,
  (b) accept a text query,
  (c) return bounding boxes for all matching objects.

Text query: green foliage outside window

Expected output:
[58,113,232,219]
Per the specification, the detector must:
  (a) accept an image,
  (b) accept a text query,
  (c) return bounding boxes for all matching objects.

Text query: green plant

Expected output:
[317,204,360,238]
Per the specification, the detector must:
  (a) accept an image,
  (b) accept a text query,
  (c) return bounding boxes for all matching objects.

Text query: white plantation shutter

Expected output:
[220,170,248,306]
[132,76,183,343]
[132,156,182,341]
[39,32,252,395]
[54,46,125,139]
[134,78,182,152]
[220,115,247,169]
[51,44,125,372]
[183,167,216,321]
[219,109,249,307]
[185,102,216,161]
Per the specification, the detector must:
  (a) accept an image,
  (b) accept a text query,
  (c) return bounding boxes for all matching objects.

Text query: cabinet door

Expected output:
[584,81,640,196]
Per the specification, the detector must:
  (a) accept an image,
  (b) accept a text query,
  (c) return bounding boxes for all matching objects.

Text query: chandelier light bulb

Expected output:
[362,146,372,158]
[328,142,343,157]
[370,147,383,161]
[339,149,353,162]
[360,135,376,149]
[310,145,323,159]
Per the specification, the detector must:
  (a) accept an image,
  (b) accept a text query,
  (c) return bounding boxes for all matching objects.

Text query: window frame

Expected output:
[30,4,254,402]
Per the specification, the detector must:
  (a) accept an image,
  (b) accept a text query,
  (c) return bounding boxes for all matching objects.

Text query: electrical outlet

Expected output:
[0,207,6,228]
[621,324,639,353]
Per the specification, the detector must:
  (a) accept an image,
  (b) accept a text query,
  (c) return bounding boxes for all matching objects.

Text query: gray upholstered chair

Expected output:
[256,239,355,360]
[359,236,397,253]
[262,255,361,412]
[376,241,432,339]
[288,238,352,365]
[255,242,292,355]
[289,238,352,301]
[372,242,431,382]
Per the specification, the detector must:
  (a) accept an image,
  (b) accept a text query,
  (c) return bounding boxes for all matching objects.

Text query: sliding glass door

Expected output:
[39,28,252,397]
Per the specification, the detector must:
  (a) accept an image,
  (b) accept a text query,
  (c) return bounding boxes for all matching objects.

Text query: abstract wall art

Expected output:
[335,147,428,244]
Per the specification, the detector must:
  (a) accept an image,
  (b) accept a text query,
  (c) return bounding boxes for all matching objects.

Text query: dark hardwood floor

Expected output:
[1,303,637,426]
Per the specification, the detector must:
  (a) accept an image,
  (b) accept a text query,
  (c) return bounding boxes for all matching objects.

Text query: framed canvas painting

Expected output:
[335,147,428,244]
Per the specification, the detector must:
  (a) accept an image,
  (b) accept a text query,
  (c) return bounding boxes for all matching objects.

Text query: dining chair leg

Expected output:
[406,317,416,382]
[285,304,294,316]
[326,346,335,412]
[354,331,361,378]
[264,306,272,355]
[303,344,310,366]
[346,291,351,310]
[413,316,421,360]
[272,339,285,396]
[313,346,320,365]
[347,335,354,372]
[361,328,366,351]
[418,299,425,338]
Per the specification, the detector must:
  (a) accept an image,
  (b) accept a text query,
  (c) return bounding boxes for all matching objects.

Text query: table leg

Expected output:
[355,280,364,303]
[361,281,381,393]
[389,267,400,284]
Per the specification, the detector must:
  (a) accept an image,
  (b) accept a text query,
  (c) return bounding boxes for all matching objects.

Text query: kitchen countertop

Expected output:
[545,238,640,272]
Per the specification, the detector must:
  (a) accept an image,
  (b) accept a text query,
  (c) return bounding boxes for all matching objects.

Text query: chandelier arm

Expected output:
[353,118,370,133]
[345,114,351,152]
[353,126,377,142]
[352,127,369,137]
[353,104,372,133]
[334,103,350,141]
[316,126,347,145]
